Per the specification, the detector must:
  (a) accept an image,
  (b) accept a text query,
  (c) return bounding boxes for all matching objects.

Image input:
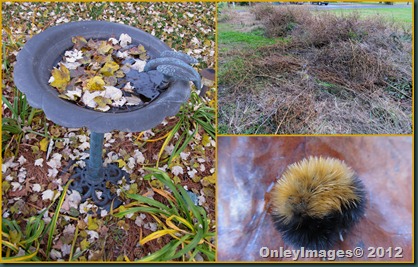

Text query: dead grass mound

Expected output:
[313,41,393,86]
[254,5,312,38]
[251,4,276,21]
[218,6,412,134]
[218,9,240,23]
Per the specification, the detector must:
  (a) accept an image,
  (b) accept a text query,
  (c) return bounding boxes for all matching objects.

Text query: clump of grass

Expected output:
[2,91,46,157]
[251,5,312,38]
[218,9,239,23]
[2,27,47,158]
[313,41,393,85]
[155,91,215,167]
[114,168,215,261]
[250,4,275,21]
[2,180,72,262]
[218,55,254,89]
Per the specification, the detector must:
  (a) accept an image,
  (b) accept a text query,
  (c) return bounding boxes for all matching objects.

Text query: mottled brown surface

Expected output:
[217,136,412,262]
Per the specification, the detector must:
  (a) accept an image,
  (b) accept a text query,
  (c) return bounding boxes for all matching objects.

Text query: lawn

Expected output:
[219,28,278,48]
[321,7,412,23]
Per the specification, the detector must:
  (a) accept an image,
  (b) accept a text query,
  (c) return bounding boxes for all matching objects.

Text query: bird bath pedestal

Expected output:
[14,21,191,210]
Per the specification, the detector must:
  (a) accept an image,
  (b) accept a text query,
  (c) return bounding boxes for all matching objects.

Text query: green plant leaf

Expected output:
[46,179,73,259]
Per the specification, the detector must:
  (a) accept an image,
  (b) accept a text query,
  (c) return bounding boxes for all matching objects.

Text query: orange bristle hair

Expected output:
[270,156,366,250]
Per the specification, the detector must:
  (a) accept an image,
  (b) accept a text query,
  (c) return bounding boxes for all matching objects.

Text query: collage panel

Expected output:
[217,2,412,134]
[0,0,415,264]
[217,136,412,262]
[2,2,215,262]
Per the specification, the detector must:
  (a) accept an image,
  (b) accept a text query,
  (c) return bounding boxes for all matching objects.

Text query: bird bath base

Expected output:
[68,132,129,211]
[70,163,129,211]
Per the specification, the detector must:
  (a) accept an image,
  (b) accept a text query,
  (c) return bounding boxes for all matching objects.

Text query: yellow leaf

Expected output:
[86,76,105,92]
[118,206,126,213]
[116,159,126,168]
[115,70,125,78]
[202,133,211,146]
[201,175,216,186]
[140,229,177,245]
[72,36,87,49]
[93,96,112,108]
[40,138,49,152]
[127,183,138,194]
[9,229,22,244]
[167,215,195,232]
[100,61,120,76]
[50,64,70,91]
[97,41,113,54]
[204,39,212,47]
[173,176,181,185]
[80,238,90,250]
[116,255,124,261]
[150,180,164,189]
[87,216,99,230]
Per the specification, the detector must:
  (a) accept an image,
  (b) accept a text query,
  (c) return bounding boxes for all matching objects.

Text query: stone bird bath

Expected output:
[14,21,195,210]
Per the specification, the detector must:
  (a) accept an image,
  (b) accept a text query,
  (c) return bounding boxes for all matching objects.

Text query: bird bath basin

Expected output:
[14,21,192,210]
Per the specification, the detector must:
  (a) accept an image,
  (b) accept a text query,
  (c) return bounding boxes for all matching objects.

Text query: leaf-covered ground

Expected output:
[2,2,215,262]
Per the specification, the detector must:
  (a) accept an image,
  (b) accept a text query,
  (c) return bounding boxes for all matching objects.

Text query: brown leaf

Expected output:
[97,41,113,54]
[72,36,88,50]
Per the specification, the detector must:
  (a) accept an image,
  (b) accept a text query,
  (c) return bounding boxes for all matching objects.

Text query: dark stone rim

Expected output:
[14,20,190,133]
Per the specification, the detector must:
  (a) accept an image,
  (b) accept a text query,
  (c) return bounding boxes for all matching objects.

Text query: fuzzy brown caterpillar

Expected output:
[270,156,366,250]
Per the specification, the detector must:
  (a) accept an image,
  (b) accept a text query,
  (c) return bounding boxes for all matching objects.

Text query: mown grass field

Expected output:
[321,7,412,23]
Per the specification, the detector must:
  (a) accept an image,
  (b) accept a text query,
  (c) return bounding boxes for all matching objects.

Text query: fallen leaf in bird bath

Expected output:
[86,76,105,92]
[119,33,132,48]
[125,95,143,106]
[99,61,119,76]
[50,63,70,92]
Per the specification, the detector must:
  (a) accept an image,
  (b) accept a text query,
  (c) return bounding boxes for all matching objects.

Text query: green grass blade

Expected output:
[115,206,170,218]
[156,121,182,166]
[178,185,204,226]
[168,128,196,165]
[21,219,45,246]
[46,180,73,259]
[2,241,40,262]
[124,193,172,213]
[150,170,191,221]
[138,239,178,262]
[196,246,215,261]
[170,229,203,260]
[2,94,14,112]
[160,234,191,261]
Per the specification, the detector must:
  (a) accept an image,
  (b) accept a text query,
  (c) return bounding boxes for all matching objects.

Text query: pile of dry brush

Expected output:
[219,5,412,134]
